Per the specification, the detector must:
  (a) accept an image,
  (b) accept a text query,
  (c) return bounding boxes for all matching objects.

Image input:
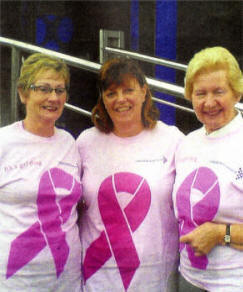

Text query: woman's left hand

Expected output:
[180,222,225,256]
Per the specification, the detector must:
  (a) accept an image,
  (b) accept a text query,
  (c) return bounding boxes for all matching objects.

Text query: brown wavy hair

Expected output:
[92,58,160,133]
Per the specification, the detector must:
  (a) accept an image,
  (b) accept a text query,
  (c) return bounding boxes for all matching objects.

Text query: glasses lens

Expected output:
[38,86,51,94]
[55,88,66,95]
[30,85,67,96]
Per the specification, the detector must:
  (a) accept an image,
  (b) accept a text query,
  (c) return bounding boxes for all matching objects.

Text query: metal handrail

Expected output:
[0,36,185,98]
[0,36,188,124]
[105,46,188,71]
[147,77,184,98]
[105,45,243,113]
[0,36,100,73]
[64,103,92,117]
[0,36,242,125]
[63,96,194,117]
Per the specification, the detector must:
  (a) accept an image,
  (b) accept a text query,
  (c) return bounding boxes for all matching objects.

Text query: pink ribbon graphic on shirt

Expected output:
[176,167,220,270]
[83,172,151,290]
[6,167,81,279]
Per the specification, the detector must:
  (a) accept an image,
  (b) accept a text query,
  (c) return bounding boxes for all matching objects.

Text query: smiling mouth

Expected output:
[204,109,221,116]
[42,106,58,111]
[115,106,131,112]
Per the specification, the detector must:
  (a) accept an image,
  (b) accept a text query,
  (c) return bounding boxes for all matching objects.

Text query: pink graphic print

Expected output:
[6,167,81,279]
[83,172,151,290]
[176,167,220,269]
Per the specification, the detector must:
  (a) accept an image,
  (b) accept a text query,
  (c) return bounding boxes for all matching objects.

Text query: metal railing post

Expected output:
[10,46,20,123]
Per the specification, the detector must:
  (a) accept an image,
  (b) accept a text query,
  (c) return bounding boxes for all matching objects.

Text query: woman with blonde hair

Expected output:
[173,47,243,291]
[0,53,82,291]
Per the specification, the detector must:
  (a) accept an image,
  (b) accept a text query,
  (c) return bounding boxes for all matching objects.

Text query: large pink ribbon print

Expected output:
[6,167,81,279]
[83,172,151,290]
[176,167,220,270]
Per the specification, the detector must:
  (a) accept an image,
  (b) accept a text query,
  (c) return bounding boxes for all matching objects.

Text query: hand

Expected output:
[180,222,225,256]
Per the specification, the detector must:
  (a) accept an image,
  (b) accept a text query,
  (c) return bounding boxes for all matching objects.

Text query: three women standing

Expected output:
[4,46,241,292]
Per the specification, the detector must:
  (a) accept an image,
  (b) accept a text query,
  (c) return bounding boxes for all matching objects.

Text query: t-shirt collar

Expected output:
[203,111,242,138]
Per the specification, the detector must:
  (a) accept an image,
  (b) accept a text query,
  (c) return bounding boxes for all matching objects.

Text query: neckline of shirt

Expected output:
[203,111,242,139]
[17,120,58,141]
[110,127,148,142]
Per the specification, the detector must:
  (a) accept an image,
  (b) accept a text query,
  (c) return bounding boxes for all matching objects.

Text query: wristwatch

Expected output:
[224,224,231,246]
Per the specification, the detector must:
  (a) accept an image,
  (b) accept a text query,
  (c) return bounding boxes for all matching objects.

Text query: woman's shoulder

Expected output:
[76,126,102,145]
[56,127,75,142]
[176,127,203,151]
[0,121,21,140]
[155,120,185,139]
[186,127,203,138]
[0,121,19,131]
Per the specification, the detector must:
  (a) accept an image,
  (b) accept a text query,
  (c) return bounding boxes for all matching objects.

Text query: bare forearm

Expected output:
[231,224,243,245]
[180,222,243,255]
[231,244,243,250]
[218,224,243,249]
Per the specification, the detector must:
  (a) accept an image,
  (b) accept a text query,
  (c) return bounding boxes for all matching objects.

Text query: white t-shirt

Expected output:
[173,113,243,292]
[0,121,82,292]
[77,121,184,292]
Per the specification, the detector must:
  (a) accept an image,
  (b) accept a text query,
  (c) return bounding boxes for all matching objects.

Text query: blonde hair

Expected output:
[17,53,70,94]
[185,47,243,100]
[92,57,159,133]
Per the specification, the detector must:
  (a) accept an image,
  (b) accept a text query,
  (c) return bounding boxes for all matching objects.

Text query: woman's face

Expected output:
[20,70,67,127]
[102,77,146,136]
[191,69,240,134]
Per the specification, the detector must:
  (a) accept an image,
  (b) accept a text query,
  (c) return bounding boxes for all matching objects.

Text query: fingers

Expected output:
[192,246,205,256]
[180,234,206,256]
[180,234,190,243]
[194,251,204,257]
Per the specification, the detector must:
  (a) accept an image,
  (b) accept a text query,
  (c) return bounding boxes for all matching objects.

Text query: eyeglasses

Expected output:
[29,84,68,96]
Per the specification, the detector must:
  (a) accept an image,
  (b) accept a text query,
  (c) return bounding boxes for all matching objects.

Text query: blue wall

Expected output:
[36,15,73,51]
[155,0,177,125]
[130,0,139,51]
[131,0,177,125]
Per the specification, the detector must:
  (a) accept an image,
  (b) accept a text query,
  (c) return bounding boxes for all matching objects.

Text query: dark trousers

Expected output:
[178,273,208,292]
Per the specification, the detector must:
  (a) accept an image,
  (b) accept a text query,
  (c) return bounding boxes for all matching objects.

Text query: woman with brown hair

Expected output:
[77,57,184,291]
